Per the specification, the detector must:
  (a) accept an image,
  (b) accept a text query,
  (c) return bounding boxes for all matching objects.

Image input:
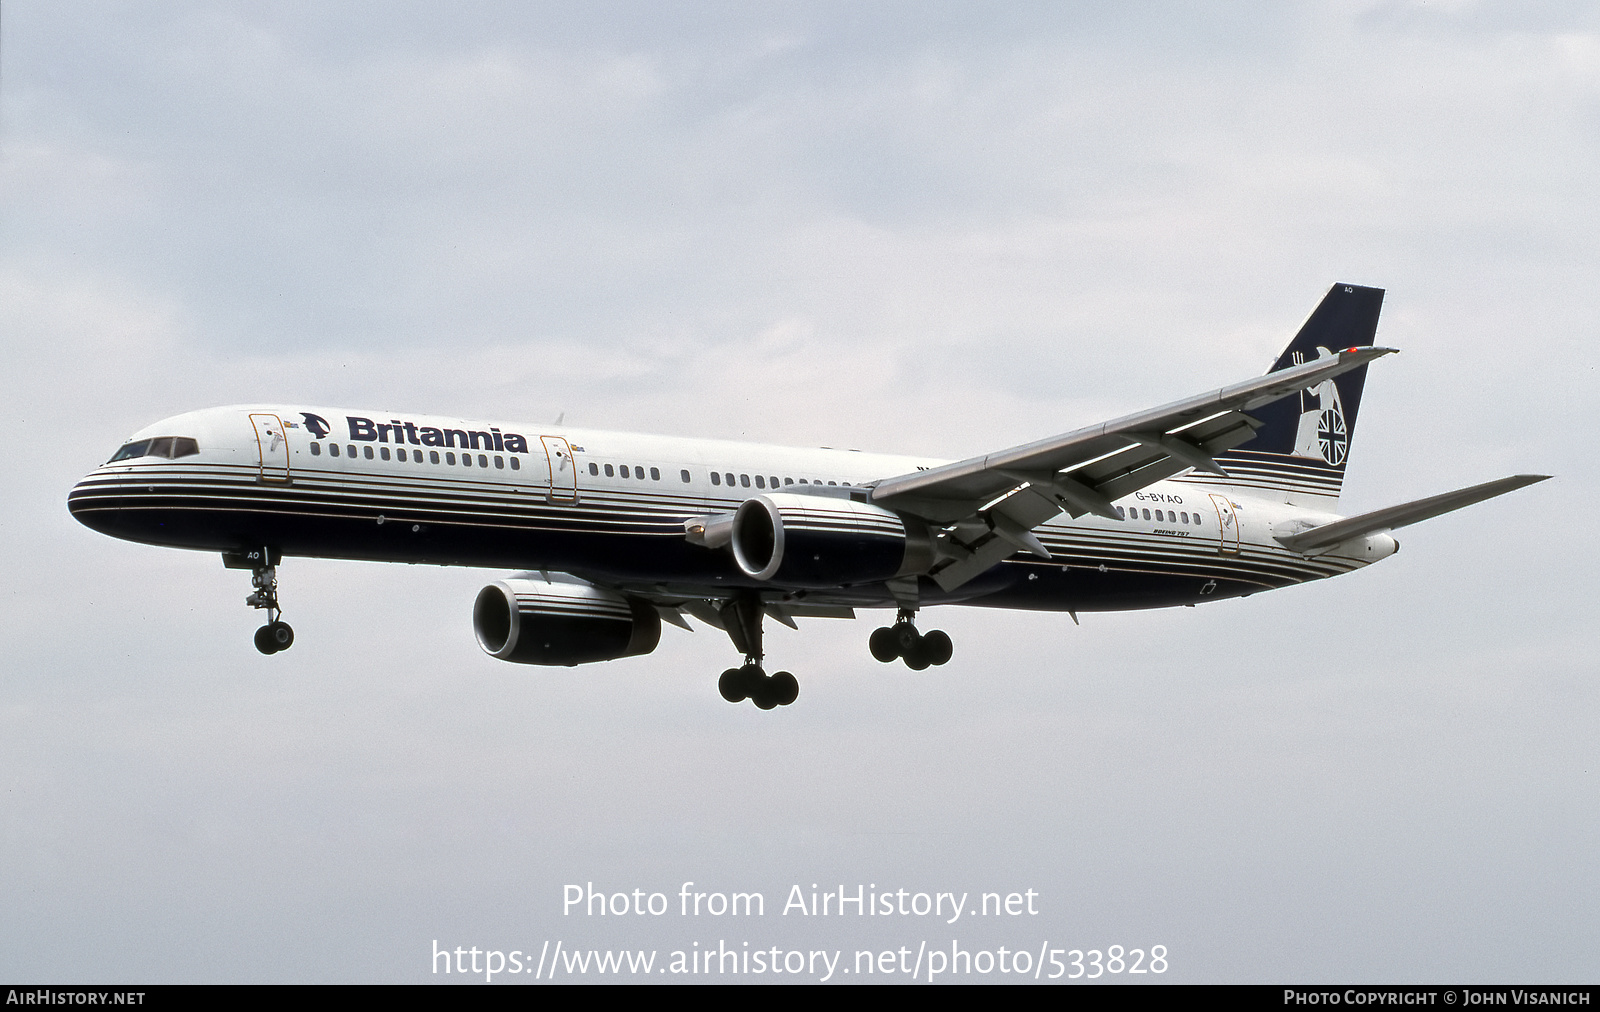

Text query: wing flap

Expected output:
[1080,410,1265,503]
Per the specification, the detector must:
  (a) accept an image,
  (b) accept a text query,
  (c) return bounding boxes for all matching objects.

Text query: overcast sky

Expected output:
[2,1,1595,984]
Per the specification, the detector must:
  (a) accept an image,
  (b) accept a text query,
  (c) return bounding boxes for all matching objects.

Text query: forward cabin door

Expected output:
[249,413,291,483]
[1209,493,1240,554]
[541,435,578,504]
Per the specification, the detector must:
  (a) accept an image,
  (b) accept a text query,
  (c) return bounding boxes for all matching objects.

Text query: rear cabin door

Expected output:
[1209,493,1240,554]
[249,413,290,483]
[541,435,578,504]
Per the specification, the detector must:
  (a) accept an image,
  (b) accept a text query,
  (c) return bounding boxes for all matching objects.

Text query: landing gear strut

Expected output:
[870,609,952,670]
[715,594,798,708]
[245,563,294,655]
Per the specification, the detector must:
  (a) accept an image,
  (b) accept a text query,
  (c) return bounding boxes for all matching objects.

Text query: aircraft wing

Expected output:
[868,345,1396,591]
[1274,474,1551,555]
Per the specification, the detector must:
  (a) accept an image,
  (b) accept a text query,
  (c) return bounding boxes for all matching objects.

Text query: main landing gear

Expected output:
[869,610,953,670]
[245,562,294,655]
[715,594,799,709]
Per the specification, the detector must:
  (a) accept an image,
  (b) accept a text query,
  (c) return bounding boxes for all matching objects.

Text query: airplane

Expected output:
[68,284,1547,709]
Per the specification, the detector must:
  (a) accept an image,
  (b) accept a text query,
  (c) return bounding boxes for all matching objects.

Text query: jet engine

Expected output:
[473,576,661,666]
[728,493,932,588]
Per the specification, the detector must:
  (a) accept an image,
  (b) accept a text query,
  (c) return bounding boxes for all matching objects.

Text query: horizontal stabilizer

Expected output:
[1276,475,1551,554]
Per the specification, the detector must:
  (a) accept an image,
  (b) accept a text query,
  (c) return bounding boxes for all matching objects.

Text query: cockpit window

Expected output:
[107,436,199,463]
[109,440,151,462]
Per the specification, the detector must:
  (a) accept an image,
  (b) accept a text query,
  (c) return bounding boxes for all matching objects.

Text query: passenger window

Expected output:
[510,457,520,470]
[395,448,406,461]
[1194,514,1203,526]
[711,472,721,486]
[680,470,690,483]
[1180,512,1188,523]
[827,481,837,486]
[330,444,341,457]
[431,451,441,464]
[348,445,357,457]
[494,456,504,469]
[650,467,660,481]
[310,442,322,456]
[725,473,735,486]
[589,462,599,476]
[604,464,614,477]
[1116,506,1125,518]
[478,454,488,468]
[770,477,779,488]
[380,447,391,461]
[362,446,372,459]
[463,454,473,467]
[446,452,456,465]
[1142,509,1151,520]
[740,474,750,488]
[784,478,793,485]
[755,476,766,489]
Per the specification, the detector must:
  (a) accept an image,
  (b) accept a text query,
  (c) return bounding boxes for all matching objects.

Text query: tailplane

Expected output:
[1211,283,1386,506]
[1275,474,1551,555]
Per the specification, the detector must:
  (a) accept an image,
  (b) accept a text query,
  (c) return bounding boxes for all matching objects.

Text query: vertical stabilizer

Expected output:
[1209,283,1385,507]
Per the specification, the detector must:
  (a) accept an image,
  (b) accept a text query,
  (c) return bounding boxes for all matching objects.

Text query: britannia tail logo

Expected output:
[1289,348,1348,465]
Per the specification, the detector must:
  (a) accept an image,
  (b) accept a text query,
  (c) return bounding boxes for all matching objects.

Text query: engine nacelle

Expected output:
[473,577,661,666]
[729,493,932,588]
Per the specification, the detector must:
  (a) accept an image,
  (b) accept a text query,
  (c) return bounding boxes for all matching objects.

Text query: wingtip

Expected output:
[1343,345,1399,359]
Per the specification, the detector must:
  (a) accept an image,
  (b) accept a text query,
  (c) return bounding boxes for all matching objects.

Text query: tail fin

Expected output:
[1211,283,1386,506]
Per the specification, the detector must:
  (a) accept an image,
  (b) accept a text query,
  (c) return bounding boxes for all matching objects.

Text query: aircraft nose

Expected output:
[67,472,121,535]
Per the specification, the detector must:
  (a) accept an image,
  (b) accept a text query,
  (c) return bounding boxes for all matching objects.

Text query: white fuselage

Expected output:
[69,404,1394,616]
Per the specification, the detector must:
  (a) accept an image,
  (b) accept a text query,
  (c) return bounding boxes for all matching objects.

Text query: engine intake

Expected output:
[729,493,931,588]
[473,577,661,666]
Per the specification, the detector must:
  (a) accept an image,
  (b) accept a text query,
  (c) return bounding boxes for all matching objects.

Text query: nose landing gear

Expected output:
[228,550,294,655]
[869,610,953,670]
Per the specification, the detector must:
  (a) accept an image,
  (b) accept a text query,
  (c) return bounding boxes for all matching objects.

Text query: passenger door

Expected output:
[541,435,578,504]
[1209,493,1240,554]
[249,413,291,483]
